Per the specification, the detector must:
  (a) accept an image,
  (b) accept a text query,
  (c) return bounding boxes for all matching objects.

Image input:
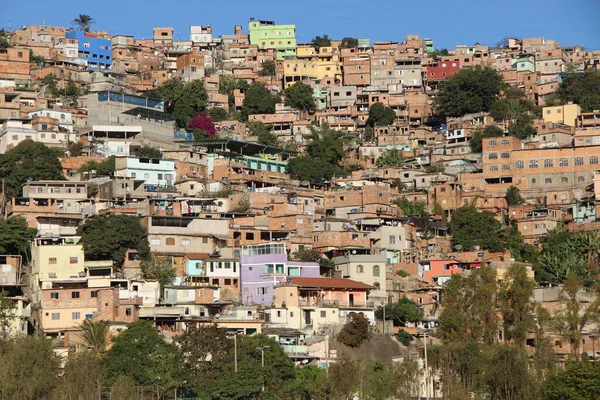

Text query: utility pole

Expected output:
[234,333,238,373]
[424,330,429,400]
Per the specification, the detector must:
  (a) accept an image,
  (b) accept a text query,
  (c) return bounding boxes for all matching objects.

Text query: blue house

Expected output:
[65,30,112,71]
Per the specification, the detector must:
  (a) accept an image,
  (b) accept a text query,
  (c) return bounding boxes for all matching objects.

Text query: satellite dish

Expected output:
[351,250,357,255]
[214,246,221,254]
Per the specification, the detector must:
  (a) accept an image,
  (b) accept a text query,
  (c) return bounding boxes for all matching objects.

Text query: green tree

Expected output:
[156,78,185,113]
[73,14,95,32]
[78,156,115,177]
[287,156,346,182]
[430,48,449,57]
[328,353,359,399]
[0,141,65,198]
[77,319,112,354]
[219,76,249,109]
[337,312,372,348]
[392,198,427,217]
[0,291,16,338]
[104,321,176,386]
[60,351,104,400]
[251,123,280,147]
[340,37,359,49]
[141,256,175,295]
[233,194,251,213]
[284,81,316,113]
[509,114,536,139]
[506,185,525,206]
[556,71,600,112]
[434,66,504,117]
[0,336,61,399]
[367,102,396,127]
[498,263,535,347]
[375,297,423,326]
[375,151,404,167]
[242,82,279,120]
[259,59,276,77]
[67,141,84,156]
[77,214,150,268]
[288,365,331,399]
[0,217,36,260]
[207,107,229,122]
[544,362,600,400]
[450,204,505,252]
[135,145,162,159]
[173,80,209,128]
[108,375,138,400]
[311,35,331,49]
[290,247,323,263]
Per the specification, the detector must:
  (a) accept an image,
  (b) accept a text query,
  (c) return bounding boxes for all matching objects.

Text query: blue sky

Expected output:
[4,0,600,50]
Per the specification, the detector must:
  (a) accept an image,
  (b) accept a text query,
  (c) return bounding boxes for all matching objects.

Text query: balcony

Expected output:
[299,298,375,309]
[282,345,309,355]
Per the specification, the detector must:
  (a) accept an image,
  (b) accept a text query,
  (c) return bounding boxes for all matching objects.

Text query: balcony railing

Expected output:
[299,298,375,309]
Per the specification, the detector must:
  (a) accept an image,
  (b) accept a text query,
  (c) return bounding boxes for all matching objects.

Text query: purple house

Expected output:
[240,243,320,305]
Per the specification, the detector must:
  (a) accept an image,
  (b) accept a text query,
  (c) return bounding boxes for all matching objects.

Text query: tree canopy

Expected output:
[207,106,229,122]
[340,37,359,49]
[258,59,276,77]
[506,185,525,206]
[73,14,94,32]
[375,297,423,326]
[367,102,396,127]
[241,83,279,120]
[155,78,208,127]
[249,122,280,147]
[450,204,505,252]
[337,312,372,347]
[188,112,216,139]
[135,145,162,159]
[469,125,504,152]
[0,217,36,260]
[284,81,316,113]
[311,35,331,49]
[434,66,504,117]
[77,214,150,267]
[0,141,65,198]
[555,71,600,112]
[376,151,405,167]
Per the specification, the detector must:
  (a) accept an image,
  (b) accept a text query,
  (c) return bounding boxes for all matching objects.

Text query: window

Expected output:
[578,176,585,182]
[561,177,568,183]
[545,178,552,184]
[357,264,364,273]
[125,308,132,316]
[502,165,510,170]
[256,287,267,295]
[49,257,57,264]
[320,311,326,318]
[501,153,510,159]
[389,235,396,244]
[275,264,285,274]
[150,239,161,246]
[489,153,498,160]
[590,156,598,165]
[288,266,300,276]
[516,161,524,169]
[559,158,568,167]
[488,140,497,146]
[529,160,538,168]
[52,313,60,320]
[532,178,537,184]
[166,237,175,246]
[50,292,59,300]
[373,265,380,277]
[501,139,510,145]
[69,257,78,264]
[71,291,80,299]
[544,159,553,168]
[72,312,81,320]
[489,166,498,171]
[575,157,584,166]
[181,239,191,246]
[264,264,274,274]
[91,291,98,298]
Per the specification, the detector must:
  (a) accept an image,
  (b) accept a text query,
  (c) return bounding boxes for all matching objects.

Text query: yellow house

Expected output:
[542,103,581,127]
[283,46,341,87]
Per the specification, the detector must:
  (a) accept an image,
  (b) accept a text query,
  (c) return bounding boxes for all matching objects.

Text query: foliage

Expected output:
[67,141,84,156]
[135,145,162,159]
[156,78,184,113]
[207,107,229,122]
[367,102,396,127]
[555,71,600,112]
[396,329,414,346]
[73,14,94,32]
[509,114,536,139]
[0,336,61,399]
[233,194,251,213]
[0,217,36,260]
[375,297,423,326]
[504,227,539,263]
[288,365,331,399]
[141,256,176,293]
[287,125,347,182]
[363,126,374,142]
[0,141,65,197]
[108,375,138,400]
[434,66,503,117]
[188,112,216,138]
[77,319,112,354]
[291,247,322,262]
[0,291,16,338]
[337,312,372,348]
[77,214,150,267]
[450,204,505,252]
[219,76,249,109]
[470,125,505,152]
[0,37,9,50]
[78,156,115,177]
[396,269,409,277]
[173,80,209,128]
[328,353,358,399]
[426,165,444,173]
[311,35,331,49]
[490,86,534,123]
[251,123,280,147]
[392,198,427,217]
[284,81,316,113]
[242,82,279,120]
[259,59,276,77]
[340,37,359,49]
[104,321,178,387]
[60,351,104,400]
[498,264,536,347]
[506,185,525,206]
[430,48,449,57]
[544,362,600,400]
[376,150,404,167]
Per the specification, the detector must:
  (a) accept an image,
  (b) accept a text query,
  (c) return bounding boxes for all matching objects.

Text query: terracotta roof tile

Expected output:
[288,277,375,290]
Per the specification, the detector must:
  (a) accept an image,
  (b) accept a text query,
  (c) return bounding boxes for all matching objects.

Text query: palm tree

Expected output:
[78,319,111,353]
[72,14,94,32]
